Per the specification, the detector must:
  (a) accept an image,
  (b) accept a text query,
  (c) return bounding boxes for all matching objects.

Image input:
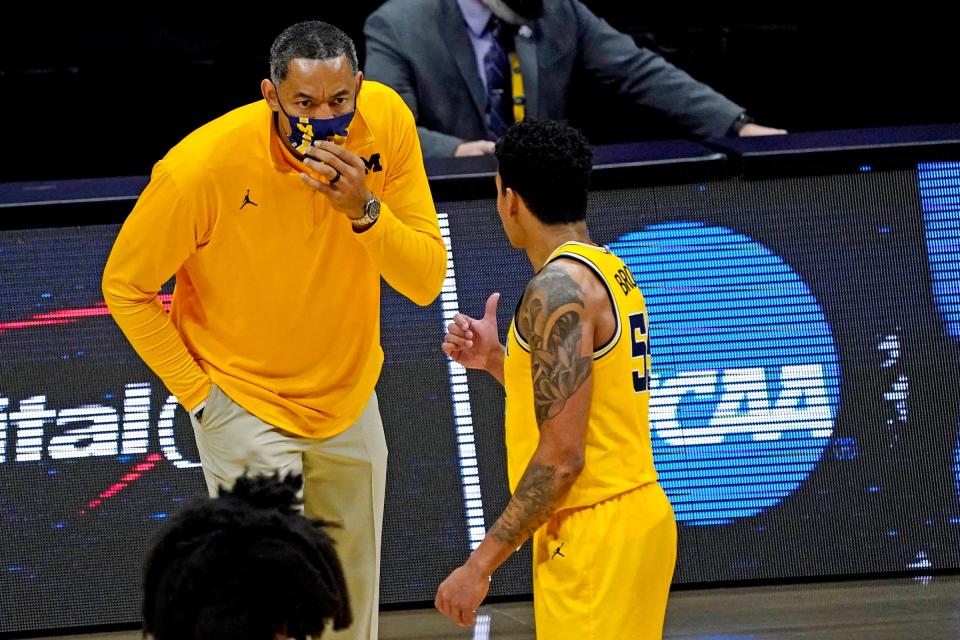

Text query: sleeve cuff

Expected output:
[182,379,213,414]
[727,112,755,136]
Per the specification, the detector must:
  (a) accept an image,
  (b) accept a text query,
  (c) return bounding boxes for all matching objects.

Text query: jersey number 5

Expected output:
[629,312,650,392]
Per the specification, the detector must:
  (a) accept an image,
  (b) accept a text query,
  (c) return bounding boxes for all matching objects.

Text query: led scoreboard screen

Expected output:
[2,162,959,634]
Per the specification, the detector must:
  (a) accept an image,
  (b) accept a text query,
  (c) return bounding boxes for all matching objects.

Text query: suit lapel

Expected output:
[441,0,488,119]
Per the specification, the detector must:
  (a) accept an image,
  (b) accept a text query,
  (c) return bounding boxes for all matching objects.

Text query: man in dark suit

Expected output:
[364,0,785,158]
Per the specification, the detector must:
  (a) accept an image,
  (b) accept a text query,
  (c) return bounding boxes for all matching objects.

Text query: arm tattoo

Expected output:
[490,461,557,546]
[517,267,593,425]
[489,268,592,547]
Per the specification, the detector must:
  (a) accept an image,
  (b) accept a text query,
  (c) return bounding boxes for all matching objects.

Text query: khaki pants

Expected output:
[190,383,387,640]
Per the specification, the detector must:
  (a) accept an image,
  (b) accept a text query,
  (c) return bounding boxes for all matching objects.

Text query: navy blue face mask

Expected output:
[278,100,355,153]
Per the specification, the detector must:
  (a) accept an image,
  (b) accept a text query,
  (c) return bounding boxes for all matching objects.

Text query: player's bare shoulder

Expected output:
[526,256,616,353]
[519,259,604,340]
[517,262,588,348]
[536,259,607,319]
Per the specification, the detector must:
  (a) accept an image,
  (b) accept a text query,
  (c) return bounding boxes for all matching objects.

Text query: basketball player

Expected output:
[435,119,677,638]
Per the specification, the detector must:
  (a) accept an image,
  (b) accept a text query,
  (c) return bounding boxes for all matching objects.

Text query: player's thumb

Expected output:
[483,292,500,321]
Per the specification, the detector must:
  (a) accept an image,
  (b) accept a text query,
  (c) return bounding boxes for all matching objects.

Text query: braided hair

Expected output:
[142,473,351,639]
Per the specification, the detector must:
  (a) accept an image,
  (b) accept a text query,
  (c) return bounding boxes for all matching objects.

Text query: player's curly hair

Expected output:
[495,119,593,224]
[142,473,351,640]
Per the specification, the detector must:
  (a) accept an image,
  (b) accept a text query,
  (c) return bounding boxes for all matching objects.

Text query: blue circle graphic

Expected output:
[610,222,841,525]
[917,161,960,341]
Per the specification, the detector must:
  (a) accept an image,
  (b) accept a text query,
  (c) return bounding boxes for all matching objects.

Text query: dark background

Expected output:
[2,4,958,182]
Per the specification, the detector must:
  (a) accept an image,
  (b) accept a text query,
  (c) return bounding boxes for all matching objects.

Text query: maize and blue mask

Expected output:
[278,100,355,153]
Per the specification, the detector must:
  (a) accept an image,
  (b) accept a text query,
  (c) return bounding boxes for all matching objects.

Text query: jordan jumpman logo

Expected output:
[240,189,258,209]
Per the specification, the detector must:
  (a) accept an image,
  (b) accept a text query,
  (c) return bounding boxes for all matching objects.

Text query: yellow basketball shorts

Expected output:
[532,482,677,639]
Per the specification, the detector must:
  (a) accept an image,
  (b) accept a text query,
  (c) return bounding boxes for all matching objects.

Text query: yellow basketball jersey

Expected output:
[504,241,658,510]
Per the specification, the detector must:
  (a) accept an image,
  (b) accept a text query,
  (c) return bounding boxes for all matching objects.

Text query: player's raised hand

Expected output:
[442,292,502,372]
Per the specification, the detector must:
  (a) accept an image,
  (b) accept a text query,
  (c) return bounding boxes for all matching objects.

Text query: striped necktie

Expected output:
[482,15,513,139]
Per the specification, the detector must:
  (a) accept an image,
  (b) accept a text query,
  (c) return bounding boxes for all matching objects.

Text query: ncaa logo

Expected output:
[610,222,841,525]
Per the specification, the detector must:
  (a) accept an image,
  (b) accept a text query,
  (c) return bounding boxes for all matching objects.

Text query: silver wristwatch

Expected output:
[353,196,381,229]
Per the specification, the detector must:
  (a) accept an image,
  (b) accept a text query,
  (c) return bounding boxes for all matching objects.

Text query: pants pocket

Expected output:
[192,382,222,430]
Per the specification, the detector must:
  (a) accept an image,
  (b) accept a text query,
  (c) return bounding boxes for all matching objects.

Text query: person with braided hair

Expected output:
[142,473,351,640]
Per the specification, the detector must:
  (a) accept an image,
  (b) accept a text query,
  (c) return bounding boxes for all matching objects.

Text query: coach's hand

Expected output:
[300,139,372,220]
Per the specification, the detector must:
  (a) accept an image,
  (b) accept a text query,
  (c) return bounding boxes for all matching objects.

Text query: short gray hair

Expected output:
[269,21,359,85]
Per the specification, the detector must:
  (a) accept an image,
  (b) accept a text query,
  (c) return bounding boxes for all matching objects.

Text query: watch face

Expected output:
[366,198,381,219]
